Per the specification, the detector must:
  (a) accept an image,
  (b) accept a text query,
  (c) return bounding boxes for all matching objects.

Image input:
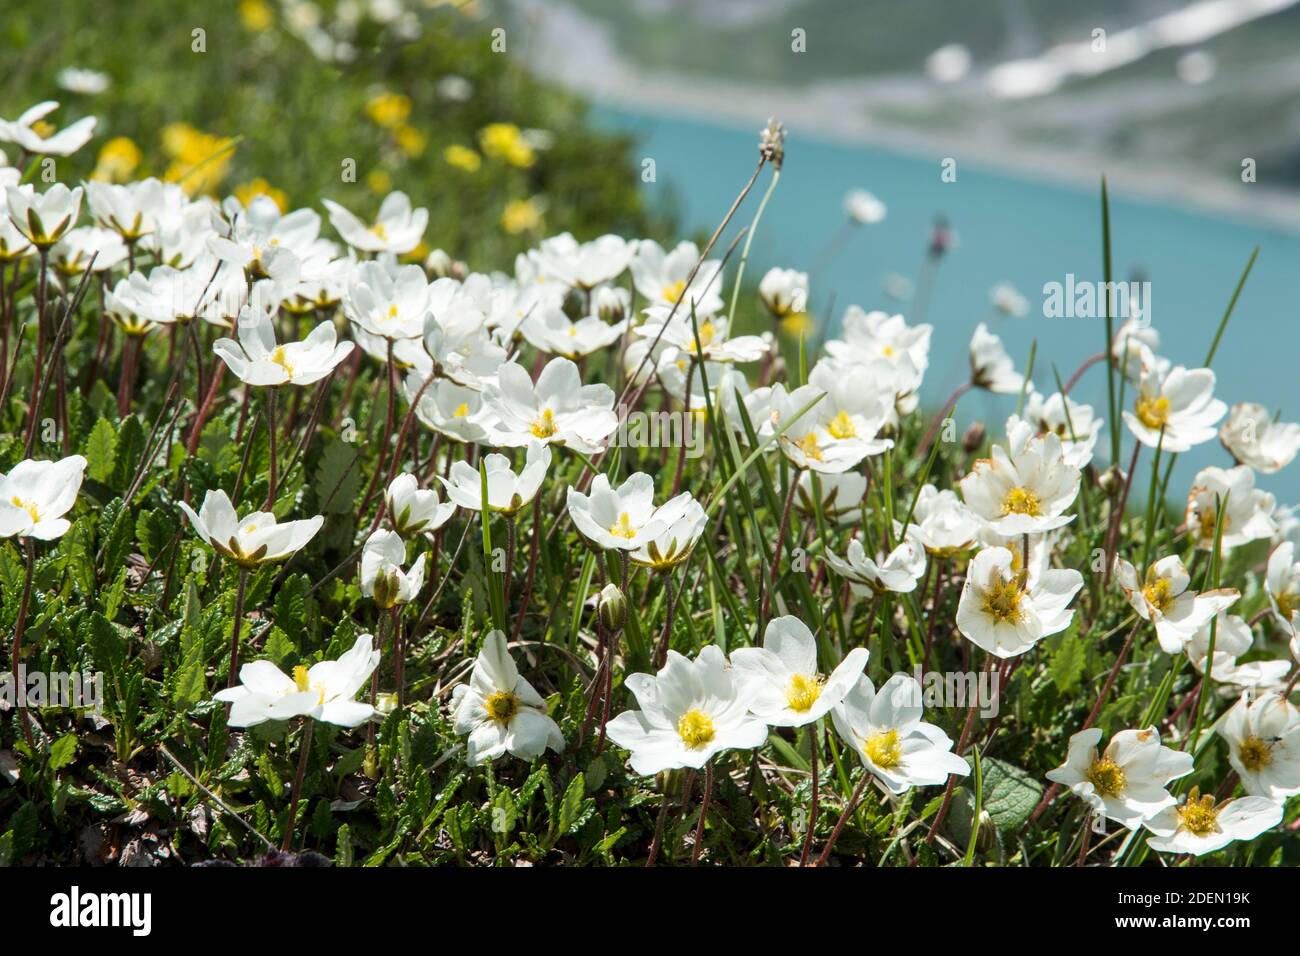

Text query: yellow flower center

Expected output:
[1142,575,1175,614]
[1085,757,1126,797]
[1278,591,1300,620]
[686,320,716,353]
[827,410,857,440]
[370,222,389,241]
[662,279,686,303]
[9,496,39,524]
[608,512,637,539]
[386,304,399,322]
[530,407,558,439]
[785,673,823,713]
[678,709,716,749]
[269,345,295,377]
[1136,393,1171,430]
[1001,486,1042,517]
[452,402,470,418]
[1176,790,1220,837]
[1238,735,1274,772]
[484,691,519,723]
[794,431,824,462]
[981,574,1025,624]
[291,664,325,703]
[1194,505,1223,543]
[864,729,902,769]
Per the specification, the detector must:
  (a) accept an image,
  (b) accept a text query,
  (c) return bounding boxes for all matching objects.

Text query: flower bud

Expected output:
[597,583,626,632]
[961,421,986,453]
[1098,464,1124,496]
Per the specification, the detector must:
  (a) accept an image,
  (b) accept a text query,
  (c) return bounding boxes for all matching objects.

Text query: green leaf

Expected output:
[135,509,172,563]
[84,417,117,483]
[1048,627,1086,694]
[556,771,586,836]
[48,734,78,771]
[314,439,362,515]
[975,757,1043,831]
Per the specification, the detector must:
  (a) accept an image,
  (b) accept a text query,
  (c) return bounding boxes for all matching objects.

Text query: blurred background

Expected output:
[4,0,1299,500]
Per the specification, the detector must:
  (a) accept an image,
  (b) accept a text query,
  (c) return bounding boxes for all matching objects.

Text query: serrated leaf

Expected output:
[49,734,78,771]
[1049,629,1086,693]
[314,439,362,515]
[974,757,1043,831]
[84,417,117,483]
[556,771,585,835]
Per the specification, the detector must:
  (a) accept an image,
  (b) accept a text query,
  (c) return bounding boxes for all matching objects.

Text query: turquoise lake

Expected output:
[594,104,1300,507]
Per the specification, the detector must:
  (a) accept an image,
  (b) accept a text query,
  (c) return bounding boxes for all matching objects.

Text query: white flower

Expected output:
[825,531,927,596]
[1114,554,1239,654]
[1186,613,1290,691]
[757,267,808,318]
[520,306,626,359]
[385,473,455,537]
[0,102,96,156]
[629,239,724,314]
[824,307,931,375]
[635,308,768,365]
[451,631,564,765]
[831,673,969,794]
[360,530,426,608]
[566,472,672,552]
[178,489,323,567]
[628,492,708,571]
[57,68,111,95]
[897,485,979,557]
[969,322,1029,394]
[422,308,507,389]
[439,441,551,515]
[1019,390,1103,470]
[606,645,767,775]
[956,546,1082,658]
[1045,727,1192,829]
[323,191,427,254]
[84,178,166,241]
[532,232,635,289]
[769,381,892,474]
[404,372,490,444]
[6,183,83,248]
[0,455,88,540]
[214,634,380,728]
[989,282,1029,317]
[843,189,886,225]
[51,226,126,277]
[345,259,429,341]
[213,299,353,386]
[1111,317,1164,383]
[959,418,1079,536]
[731,616,869,727]
[480,358,618,454]
[208,194,322,277]
[1144,789,1282,856]
[794,471,866,526]
[1122,364,1225,453]
[1216,692,1300,801]
[1267,542,1300,625]
[1184,465,1276,552]
[1220,402,1300,474]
